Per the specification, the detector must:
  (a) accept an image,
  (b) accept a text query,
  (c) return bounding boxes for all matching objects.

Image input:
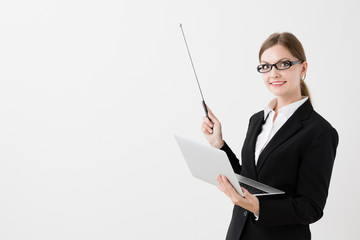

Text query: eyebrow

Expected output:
[260,58,290,64]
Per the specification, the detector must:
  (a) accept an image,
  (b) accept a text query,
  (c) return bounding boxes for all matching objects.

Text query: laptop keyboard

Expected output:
[239,182,267,195]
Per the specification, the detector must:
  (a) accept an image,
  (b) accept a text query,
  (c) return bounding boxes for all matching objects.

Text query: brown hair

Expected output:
[259,32,311,103]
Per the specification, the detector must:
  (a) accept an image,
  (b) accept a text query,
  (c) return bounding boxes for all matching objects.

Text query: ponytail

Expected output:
[300,78,311,104]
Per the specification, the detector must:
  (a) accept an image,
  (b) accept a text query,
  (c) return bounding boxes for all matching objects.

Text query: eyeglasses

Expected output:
[257,60,303,73]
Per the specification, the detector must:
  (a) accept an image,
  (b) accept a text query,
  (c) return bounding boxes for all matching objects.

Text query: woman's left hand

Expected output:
[217,175,260,216]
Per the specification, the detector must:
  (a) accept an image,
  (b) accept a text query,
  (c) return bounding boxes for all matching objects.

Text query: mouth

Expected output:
[270,81,287,87]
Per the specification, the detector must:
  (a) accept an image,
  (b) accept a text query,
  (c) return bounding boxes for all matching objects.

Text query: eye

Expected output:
[257,64,272,73]
[278,61,291,68]
[262,64,270,70]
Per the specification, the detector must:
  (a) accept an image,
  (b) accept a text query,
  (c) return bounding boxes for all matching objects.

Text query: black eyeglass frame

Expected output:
[257,60,303,73]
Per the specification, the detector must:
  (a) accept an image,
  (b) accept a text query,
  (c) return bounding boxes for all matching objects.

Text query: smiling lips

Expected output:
[270,81,286,87]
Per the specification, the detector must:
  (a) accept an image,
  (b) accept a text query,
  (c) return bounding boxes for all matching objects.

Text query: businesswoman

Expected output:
[201,32,338,240]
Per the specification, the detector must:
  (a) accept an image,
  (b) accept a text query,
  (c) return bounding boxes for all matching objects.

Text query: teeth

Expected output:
[272,82,285,85]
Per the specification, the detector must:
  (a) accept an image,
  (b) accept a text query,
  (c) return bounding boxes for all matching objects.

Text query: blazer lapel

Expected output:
[242,112,264,180]
[256,99,313,174]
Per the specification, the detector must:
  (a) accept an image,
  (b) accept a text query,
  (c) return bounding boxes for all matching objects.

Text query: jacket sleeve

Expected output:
[220,141,241,174]
[256,126,339,226]
[220,115,255,175]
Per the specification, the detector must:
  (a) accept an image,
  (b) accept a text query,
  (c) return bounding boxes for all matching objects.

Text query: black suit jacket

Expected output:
[220,99,338,240]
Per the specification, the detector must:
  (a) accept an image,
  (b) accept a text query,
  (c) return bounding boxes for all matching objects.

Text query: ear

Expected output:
[300,61,308,77]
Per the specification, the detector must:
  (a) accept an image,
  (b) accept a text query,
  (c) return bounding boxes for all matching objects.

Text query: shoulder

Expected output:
[249,110,264,122]
[305,109,339,143]
[295,99,337,135]
[245,110,264,129]
[307,109,336,131]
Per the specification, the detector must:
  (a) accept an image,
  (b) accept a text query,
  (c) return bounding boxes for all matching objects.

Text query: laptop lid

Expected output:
[174,134,285,197]
[174,134,244,196]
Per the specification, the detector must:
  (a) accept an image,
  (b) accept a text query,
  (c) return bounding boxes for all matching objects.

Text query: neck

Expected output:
[274,94,303,112]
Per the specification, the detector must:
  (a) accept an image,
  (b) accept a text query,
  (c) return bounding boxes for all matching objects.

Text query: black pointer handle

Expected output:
[202,101,213,129]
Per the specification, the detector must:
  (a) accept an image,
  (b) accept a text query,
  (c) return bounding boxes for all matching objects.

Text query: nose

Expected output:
[269,66,280,79]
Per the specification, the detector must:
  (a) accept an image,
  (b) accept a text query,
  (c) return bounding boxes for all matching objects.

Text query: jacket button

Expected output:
[244,210,248,216]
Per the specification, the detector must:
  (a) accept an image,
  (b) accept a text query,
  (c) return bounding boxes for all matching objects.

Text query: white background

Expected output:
[0,0,359,239]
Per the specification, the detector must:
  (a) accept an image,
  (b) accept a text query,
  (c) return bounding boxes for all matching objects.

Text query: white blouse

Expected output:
[254,97,308,165]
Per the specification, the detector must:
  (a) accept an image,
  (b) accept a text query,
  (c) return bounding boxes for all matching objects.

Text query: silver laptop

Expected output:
[174,134,285,197]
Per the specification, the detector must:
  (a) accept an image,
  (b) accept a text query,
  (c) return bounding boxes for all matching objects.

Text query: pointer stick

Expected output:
[179,23,210,121]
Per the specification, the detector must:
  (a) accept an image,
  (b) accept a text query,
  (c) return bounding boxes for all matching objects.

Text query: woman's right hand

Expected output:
[201,105,224,149]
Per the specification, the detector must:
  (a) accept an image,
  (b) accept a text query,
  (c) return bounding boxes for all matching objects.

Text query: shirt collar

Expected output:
[264,96,309,120]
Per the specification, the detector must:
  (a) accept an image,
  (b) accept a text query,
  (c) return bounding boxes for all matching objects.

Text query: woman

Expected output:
[201,32,339,240]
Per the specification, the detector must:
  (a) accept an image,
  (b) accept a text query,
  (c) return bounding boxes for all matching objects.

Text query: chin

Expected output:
[269,89,287,97]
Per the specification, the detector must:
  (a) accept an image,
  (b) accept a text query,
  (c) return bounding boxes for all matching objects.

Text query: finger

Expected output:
[203,116,214,126]
[223,177,244,198]
[217,176,225,191]
[220,176,244,204]
[202,116,214,128]
[242,187,253,199]
[201,126,212,135]
[202,123,213,134]
[206,105,219,122]
[222,175,229,183]
[221,176,235,192]
[201,126,208,135]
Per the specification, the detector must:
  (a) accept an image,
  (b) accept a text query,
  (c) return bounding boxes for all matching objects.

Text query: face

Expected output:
[260,44,307,101]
